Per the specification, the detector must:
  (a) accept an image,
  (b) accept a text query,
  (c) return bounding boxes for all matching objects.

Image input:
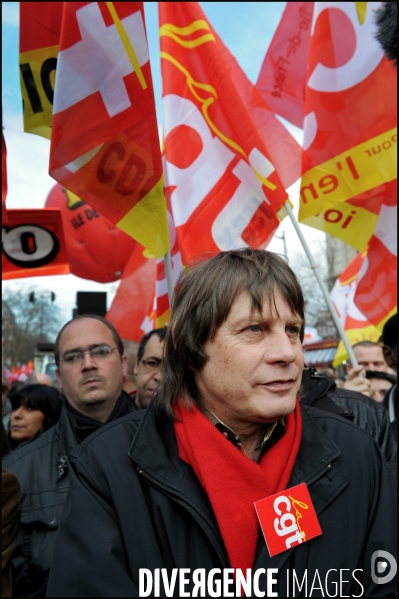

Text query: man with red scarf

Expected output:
[47,249,396,597]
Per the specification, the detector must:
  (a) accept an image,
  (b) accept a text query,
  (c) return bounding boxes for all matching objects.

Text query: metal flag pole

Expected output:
[284,201,359,367]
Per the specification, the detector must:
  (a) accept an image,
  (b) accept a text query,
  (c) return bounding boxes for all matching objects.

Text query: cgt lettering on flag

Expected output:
[160,2,301,265]
[296,2,397,251]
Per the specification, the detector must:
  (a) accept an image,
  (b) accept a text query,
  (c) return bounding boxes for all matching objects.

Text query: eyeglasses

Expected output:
[60,345,118,364]
[140,358,163,373]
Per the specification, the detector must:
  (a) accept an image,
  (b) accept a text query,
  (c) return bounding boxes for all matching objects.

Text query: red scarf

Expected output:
[174,400,302,573]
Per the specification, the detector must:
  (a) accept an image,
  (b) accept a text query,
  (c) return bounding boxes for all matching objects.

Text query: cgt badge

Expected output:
[255,482,322,557]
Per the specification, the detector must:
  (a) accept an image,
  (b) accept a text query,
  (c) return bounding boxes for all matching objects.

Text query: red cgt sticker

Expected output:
[254,482,322,557]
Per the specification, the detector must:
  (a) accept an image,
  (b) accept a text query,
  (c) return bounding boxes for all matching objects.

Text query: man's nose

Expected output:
[81,352,98,370]
[266,330,298,363]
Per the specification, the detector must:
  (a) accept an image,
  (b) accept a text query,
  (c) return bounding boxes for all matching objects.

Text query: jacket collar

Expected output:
[129,402,209,497]
[129,402,346,510]
[301,368,355,420]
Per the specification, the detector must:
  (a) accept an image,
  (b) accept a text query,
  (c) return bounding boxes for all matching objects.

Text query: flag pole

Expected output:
[164,248,174,310]
[284,201,359,367]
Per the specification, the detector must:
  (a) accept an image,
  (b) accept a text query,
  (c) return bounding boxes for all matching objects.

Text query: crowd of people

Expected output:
[1,249,397,597]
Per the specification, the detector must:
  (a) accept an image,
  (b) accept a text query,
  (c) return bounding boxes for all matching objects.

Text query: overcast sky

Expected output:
[2,2,324,325]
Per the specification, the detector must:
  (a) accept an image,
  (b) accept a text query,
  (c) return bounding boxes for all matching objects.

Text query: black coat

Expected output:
[47,402,397,597]
[2,392,138,597]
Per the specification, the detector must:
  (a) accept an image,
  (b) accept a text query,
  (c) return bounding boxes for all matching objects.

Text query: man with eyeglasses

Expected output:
[2,314,138,597]
[134,328,167,409]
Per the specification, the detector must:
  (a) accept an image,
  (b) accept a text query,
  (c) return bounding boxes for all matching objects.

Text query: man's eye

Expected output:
[287,326,300,335]
[249,325,262,333]
[64,353,80,363]
[92,346,109,357]
[146,360,158,366]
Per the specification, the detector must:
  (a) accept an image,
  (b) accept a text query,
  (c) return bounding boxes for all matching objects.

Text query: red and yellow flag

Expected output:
[50,2,169,259]
[19,2,63,139]
[159,2,301,265]
[257,2,397,252]
[298,2,397,251]
[330,200,397,366]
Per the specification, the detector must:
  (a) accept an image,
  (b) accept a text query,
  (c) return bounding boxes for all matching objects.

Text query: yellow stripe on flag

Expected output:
[105,2,147,90]
[300,202,379,252]
[299,128,397,219]
[159,20,215,48]
[116,176,169,259]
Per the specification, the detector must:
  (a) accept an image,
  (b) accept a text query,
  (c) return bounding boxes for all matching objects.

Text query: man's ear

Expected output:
[55,367,63,390]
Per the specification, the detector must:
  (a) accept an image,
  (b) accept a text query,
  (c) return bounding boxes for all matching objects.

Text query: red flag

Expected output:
[50,2,169,259]
[159,2,301,265]
[105,242,156,341]
[2,209,70,279]
[256,2,314,128]
[257,2,397,252]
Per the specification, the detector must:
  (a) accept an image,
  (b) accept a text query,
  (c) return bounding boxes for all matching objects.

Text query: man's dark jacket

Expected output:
[2,392,138,597]
[47,402,397,597]
[301,368,397,460]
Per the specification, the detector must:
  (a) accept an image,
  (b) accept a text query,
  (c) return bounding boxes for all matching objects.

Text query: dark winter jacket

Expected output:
[301,368,397,461]
[2,392,138,597]
[46,402,397,597]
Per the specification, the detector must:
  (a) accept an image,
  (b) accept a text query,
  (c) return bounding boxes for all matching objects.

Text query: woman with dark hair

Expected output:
[9,385,62,447]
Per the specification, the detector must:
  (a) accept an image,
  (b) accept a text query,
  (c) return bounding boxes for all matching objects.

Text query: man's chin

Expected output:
[81,392,108,405]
